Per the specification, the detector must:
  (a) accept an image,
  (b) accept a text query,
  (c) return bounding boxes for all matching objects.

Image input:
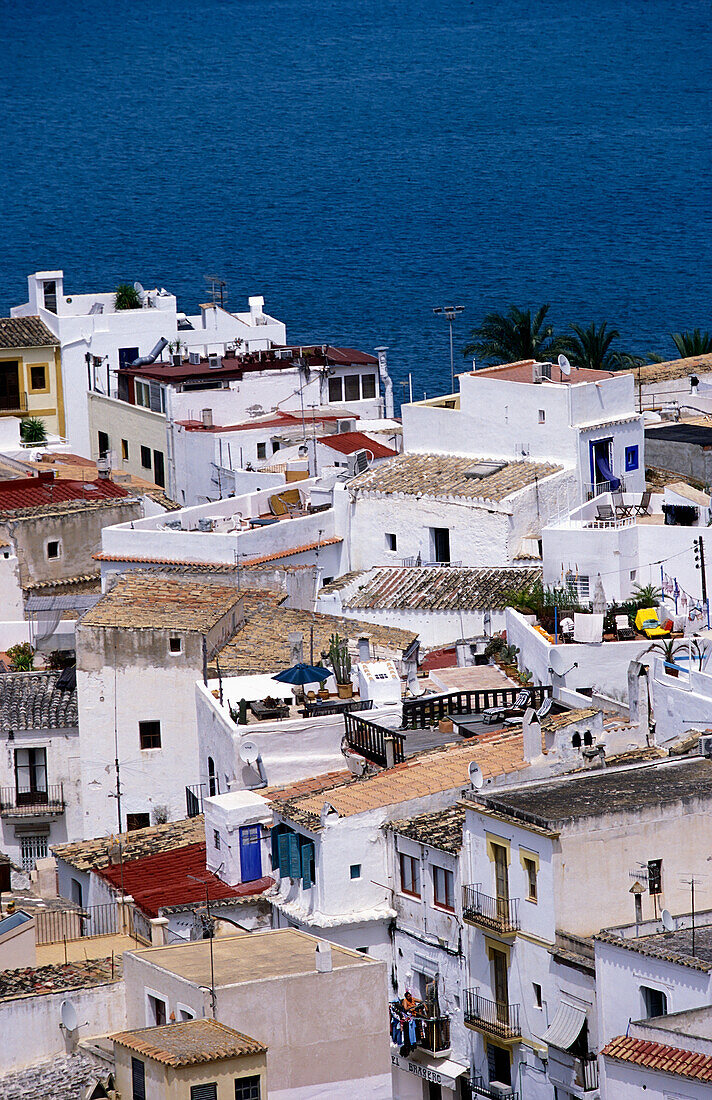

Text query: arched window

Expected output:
[571,733,581,749]
[583,731,593,747]
[207,756,217,797]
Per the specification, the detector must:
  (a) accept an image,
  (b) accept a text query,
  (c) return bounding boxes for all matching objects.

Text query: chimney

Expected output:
[384,734,396,769]
[288,631,303,665]
[96,453,111,480]
[522,708,542,762]
[357,635,371,661]
[201,408,214,429]
[315,941,332,973]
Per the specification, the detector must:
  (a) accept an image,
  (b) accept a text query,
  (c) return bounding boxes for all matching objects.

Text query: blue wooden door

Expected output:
[239,825,262,882]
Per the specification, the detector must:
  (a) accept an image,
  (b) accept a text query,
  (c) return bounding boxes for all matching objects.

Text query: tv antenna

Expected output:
[204,274,228,308]
[558,354,572,377]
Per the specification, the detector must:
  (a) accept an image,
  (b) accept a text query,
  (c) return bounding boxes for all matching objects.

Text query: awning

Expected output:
[540,1000,587,1050]
[392,1052,468,1091]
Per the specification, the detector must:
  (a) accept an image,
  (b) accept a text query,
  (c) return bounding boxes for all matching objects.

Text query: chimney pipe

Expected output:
[384,734,396,769]
[288,631,303,665]
[522,708,542,763]
[315,941,332,973]
[201,408,214,429]
[357,635,371,661]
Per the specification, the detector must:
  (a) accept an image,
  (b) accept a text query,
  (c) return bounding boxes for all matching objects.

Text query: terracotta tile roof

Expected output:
[112,1019,266,1066]
[98,842,273,917]
[601,1035,712,1081]
[0,475,131,515]
[241,537,342,567]
[317,431,397,459]
[217,596,417,676]
[621,351,712,385]
[388,805,465,854]
[53,815,206,873]
[0,671,77,731]
[595,925,712,971]
[275,732,527,827]
[262,770,353,803]
[344,565,543,611]
[0,957,121,1003]
[23,572,100,592]
[348,452,561,502]
[320,571,366,593]
[80,573,242,631]
[540,707,599,732]
[471,360,615,384]
[0,316,59,349]
[93,541,341,570]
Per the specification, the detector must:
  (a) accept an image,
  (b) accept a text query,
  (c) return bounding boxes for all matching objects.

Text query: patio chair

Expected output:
[269,488,303,517]
[612,490,633,517]
[596,504,616,523]
[634,490,652,516]
[615,614,635,640]
[482,689,532,725]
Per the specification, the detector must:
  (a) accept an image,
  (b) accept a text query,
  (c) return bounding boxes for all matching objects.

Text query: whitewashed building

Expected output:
[600,1008,712,1098]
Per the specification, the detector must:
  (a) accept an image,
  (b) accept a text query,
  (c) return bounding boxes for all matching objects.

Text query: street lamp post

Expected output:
[433,305,465,394]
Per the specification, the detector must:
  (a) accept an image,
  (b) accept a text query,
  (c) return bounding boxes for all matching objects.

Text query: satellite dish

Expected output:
[60,999,78,1031]
[558,354,572,376]
[238,739,260,766]
[469,761,484,790]
[133,281,146,296]
[661,909,676,932]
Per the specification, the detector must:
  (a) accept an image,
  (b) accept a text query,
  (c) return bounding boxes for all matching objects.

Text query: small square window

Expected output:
[121,439,129,460]
[350,864,361,879]
[400,853,420,898]
[214,830,221,850]
[140,445,152,470]
[625,445,639,472]
[126,813,150,832]
[433,865,455,911]
[361,374,377,400]
[169,636,182,654]
[257,442,267,460]
[235,1077,261,1100]
[191,1084,217,1100]
[538,409,546,424]
[328,376,343,403]
[272,440,281,454]
[139,720,161,749]
[344,375,360,402]
[30,365,47,390]
[385,533,397,552]
[533,982,542,1008]
[46,540,60,560]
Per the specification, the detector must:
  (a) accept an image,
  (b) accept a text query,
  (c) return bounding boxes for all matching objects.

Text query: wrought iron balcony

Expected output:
[469,1077,519,1100]
[0,785,64,816]
[462,885,520,935]
[420,1015,451,1056]
[464,990,521,1042]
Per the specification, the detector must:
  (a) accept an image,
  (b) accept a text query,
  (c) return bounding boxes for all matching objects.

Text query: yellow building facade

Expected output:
[0,316,64,438]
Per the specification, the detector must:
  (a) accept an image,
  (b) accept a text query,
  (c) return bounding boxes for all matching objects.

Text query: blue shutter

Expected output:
[271,827,279,870]
[278,832,291,876]
[301,841,314,889]
[288,832,301,879]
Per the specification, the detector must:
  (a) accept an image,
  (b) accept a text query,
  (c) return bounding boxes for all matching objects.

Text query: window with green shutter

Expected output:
[288,832,301,879]
[301,841,315,888]
[278,831,291,876]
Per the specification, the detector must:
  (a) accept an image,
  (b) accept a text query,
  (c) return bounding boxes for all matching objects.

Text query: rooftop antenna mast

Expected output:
[187,873,217,1017]
[204,274,228,309]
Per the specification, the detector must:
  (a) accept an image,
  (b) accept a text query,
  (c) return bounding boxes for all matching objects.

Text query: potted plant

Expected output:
[114,283,142,311]
[329,633,353,699]
[20,417,48,445]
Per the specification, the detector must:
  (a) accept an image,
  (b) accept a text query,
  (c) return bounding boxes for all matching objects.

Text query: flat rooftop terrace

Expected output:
[127,928,374,987]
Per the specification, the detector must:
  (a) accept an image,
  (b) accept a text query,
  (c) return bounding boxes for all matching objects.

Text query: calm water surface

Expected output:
[1,0,710,400]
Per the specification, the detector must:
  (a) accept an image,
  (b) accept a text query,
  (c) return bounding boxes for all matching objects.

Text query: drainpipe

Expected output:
[374,347,395,419]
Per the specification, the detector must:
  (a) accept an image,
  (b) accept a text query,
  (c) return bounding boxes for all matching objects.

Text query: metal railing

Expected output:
[0,784,65,815]
[303,698,374,718]
[35,902,119,945]
[0,391,28,413]
[401,557,463,568]
[186,783,217,817]
[464,990,521,1041]
[586,477,627,499]
[469,1077,519,1100]
[462,885,520,934]
[402,686,551,730]
[343,712,405,767]
[420,1015,451,1055]
[128,906,152,945]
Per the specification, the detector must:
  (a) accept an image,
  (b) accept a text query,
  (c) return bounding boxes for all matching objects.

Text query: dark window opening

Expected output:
[118,347,139,370]
[214,829,221,850]
[257,442,266,460]
[30,365,47,390]
[169,636,181,654]
[43,281,57,313]
[642,986,667,1018]
[235,1075,261,1100]
[121,439,129,460]
[98,430,109,457]
[207,756,217,796]
[15,747,47,800]
[46,540,60,560]
[126,813,150,831]
[344,374,360,402]
[648,859,662,896]
[139,720,161,749]
[487,1043,511,1087]
[431,527,450,564]
[400,852,420,897]
[131,1056,146,1100]
[386,533,397,551]
[328,376,343,402]
[153,449,165,487]
[433,865,454,911]
[140,445,152,469]
[350,864,361,879]
[361,374,377,399]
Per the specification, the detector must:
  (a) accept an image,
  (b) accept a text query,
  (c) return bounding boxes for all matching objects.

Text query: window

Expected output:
[642,986,667,1018]
[169,636,182,654]
[235,1076,261,1100]
[538,409,546,424]
[328,376,343,402]
[433,865,455,911]
[42,280,57,313]
[207,756,217,797]
[577,574,590,599]
[533,982,542,1008]
[126,813,150,831]
[361,374,376,400]
[350,864,361,879]
[140,445,152,469]
[625,445,639,472]
[98,430,109,457]
[385,533,397,551]
[147,993,167,1026]
[131,1056,146,1100]
[523,857,538,902]
[400,852,420,897]
[179,1006,195,1020]
[257,442,267,460]
[30,365,47,390]
[430,526,450,564]
[191,1086,218,1100]
[121,438,129,460]
[139,721,161,749]
[648,859,662,896]
[135,380,150,408]
[20,835,47,872]
[153,450,165,487]
[15,747,47,799]
[272,440,281,454]
[213,829,221,850]
[118,347,139,371]
[46,539,60,560]
[344,374,360,402]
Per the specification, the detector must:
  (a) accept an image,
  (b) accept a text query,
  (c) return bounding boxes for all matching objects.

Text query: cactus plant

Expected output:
[329,633,352,685]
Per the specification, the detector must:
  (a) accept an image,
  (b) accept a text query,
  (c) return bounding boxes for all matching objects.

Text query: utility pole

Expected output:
[188,875,217,1017]
[433,305,465,394]
[694,536,709,627]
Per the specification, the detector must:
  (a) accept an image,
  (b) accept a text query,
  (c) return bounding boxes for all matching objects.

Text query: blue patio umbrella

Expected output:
[272,662,331,686]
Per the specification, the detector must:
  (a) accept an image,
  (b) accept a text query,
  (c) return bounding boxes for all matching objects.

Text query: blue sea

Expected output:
[1,0,710,403]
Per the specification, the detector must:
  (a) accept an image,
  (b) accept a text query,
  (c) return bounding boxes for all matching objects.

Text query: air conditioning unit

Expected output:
[490,1084,514,1100]
[347,449,370,476]
[699,735,712,758]
[337,418,357,433]
[208,354,221,369]
[171,353,182,367]
[189,351,201,365]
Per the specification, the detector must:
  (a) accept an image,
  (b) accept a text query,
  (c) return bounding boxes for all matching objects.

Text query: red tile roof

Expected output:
[94,537,343,570]
[601,1035,712,1082]
[97,842,272,917]
[317,431,397,458]
[0,473,130,512]
[241,537,343,567]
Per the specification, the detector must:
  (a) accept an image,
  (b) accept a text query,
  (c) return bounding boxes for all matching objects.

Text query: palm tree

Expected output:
[462,305,564,365]
[631,582,663,608]
[645,637,684,669]
[20,416,48,444]
[560,322,622,372]
[114,283,141,311]
[671,330,712,358]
